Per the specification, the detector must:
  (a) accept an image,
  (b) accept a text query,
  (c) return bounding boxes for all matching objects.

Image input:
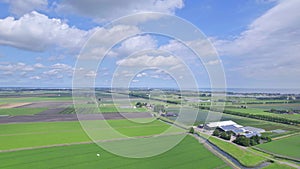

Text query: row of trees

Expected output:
[223,110,300,125]
[197,105,299,125]
[135,102,147,108]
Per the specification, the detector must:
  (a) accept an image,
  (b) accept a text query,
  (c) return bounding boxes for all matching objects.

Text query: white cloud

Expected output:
[136,72,147,78]
[78,25,140,59]
[116,55,181,67]
[3,0,48,17]
[214,0,300,85]
[56,0,184,23]
[50,63,72,70]
[34,63,45,68]
[114,35,157,57]
[85,70,97,78]
[205,59,222,66]
[0,11,95,51]
[29,76,41,80]
[0,62,34,72]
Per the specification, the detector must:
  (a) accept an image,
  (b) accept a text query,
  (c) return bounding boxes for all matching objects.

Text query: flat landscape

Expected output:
[0,89,299,169]
[0,136,229,169]
[256,134,300,160]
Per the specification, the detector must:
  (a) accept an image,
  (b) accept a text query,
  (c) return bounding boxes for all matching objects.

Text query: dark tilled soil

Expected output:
[15,101,73,108]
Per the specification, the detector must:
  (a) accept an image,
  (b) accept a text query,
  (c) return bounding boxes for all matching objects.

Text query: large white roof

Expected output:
[206,120,237,128]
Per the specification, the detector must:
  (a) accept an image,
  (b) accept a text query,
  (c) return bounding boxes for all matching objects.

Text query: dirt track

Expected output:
[0,103,31,108]
[0,112,152,124]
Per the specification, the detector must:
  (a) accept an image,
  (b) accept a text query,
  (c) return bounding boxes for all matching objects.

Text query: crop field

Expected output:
[0,119,180,150]
[208,136,266,167]
[0,108,47,116]
[59,105,148,114]
[256,134,300,159]
[0,97,73,103]
[0,136,229,169]
[226,108,300,121]
[247,103,300,110]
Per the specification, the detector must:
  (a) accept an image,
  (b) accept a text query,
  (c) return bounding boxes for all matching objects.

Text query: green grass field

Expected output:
[226,108,300,121]
[0,108,47,116]
[0,136,229,169]
[208,136,266,167]
[262,162,295,169]
[248,103,300,110]
[0,119,181,150]
[256,134,300,159]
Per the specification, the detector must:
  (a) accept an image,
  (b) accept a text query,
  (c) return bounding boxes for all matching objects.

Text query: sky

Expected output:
[0,0,299,89]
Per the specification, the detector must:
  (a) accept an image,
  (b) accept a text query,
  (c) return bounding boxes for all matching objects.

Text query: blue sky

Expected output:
[0,0,299,89]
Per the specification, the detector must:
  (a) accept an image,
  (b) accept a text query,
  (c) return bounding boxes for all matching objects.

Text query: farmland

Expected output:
[0,136,228,169]
[0,89,300,168]
[256,134,300,160]
[208,136,267,167]
[225,108,300,121]
[0,108,47,116]
[0,119,181,150]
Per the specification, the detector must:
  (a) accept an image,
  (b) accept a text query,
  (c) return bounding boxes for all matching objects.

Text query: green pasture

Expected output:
[0,119,181,150]
[256,134,300,160]
[262,162,296,169]
[0,136,228,169]
[226,108,300,121]
[208,136,267,167]
[247,103,300,110]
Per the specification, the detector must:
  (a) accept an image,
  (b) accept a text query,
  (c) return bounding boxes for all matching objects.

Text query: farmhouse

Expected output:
[205,120,266,138]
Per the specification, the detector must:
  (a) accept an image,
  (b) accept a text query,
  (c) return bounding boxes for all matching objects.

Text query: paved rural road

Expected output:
[0,112,152,123]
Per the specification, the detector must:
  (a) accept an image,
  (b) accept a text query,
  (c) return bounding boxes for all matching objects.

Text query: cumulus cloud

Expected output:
[78,25,141,59]
[56,0,184,23]
[214,0,300,85]
[114,35,157,57]
[0,11,95,51]
[116,55,181,67]
[33,63,45,68]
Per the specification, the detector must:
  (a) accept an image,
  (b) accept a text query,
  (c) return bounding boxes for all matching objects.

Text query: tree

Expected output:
[189,127,194,134]
[213,129,220,136]
[220,132,231,140]
[233,136,250,146]
[135,102,142,108]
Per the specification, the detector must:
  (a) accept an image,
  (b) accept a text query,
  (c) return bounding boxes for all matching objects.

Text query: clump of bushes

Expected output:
[212,129,231,140]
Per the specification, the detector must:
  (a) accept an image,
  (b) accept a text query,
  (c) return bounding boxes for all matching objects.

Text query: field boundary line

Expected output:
[272,132,300,140]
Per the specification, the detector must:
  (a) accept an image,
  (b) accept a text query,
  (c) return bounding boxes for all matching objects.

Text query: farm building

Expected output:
[242,126,265,134]
[218,125,265,138]
[205,120,240,129]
